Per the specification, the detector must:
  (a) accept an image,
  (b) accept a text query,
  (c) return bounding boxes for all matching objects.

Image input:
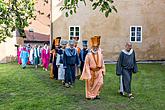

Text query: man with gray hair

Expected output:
[116,42,138,99]
[63,40,80,88]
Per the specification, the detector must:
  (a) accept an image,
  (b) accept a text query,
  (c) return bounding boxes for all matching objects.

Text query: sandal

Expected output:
[128,94,134,99]
[65,83,70,88]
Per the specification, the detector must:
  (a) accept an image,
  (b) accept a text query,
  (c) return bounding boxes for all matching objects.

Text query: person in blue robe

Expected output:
[20,47,29,69]
[63,40,80,88]
[79,40,89,74]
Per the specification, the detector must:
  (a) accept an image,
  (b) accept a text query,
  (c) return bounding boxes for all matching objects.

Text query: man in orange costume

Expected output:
[50,37,61,79]
[80,36,105,100]
[74,39,81,77]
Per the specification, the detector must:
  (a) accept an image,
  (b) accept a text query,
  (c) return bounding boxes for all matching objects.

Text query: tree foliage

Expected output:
[0,0,35,43]
[60,0,117,17]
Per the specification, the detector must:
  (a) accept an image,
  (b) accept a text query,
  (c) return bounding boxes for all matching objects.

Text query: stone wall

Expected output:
[0,37,17,63]
[52,0,165,61]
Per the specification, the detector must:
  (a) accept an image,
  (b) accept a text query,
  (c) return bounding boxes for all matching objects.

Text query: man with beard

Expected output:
[80,36,105,100]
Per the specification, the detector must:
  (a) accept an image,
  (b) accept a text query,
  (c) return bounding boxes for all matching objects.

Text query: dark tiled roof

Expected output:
[24,30,49,41]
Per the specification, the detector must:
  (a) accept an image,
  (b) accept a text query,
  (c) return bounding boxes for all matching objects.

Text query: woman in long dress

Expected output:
[41,44,50,71]
[20,47,29,69]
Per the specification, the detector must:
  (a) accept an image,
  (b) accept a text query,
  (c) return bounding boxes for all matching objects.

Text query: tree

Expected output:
[0,0,35,43]
[60,0,117,17]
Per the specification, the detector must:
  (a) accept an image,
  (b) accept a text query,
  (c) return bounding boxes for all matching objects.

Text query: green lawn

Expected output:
[0,62,165,110]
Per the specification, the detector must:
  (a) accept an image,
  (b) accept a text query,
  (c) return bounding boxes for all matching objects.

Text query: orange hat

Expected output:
[90,36,101,47]
[54,37,61,46]
[95,35,101,46]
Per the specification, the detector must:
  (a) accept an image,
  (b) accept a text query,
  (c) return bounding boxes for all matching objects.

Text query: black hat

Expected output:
[82,40,88,46]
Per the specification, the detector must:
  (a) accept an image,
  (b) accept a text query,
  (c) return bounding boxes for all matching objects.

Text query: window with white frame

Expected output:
[130,26,142,43]
[69,26,80,41]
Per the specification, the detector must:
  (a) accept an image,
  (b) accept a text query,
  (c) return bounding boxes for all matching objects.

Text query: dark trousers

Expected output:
[65,65,76,84]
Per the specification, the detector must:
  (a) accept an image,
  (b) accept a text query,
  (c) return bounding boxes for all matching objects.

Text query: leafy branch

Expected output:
[60,0,117,17]
[0,0,35,43]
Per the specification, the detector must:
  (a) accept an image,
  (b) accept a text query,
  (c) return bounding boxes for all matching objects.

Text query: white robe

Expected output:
[56,53,65,80]
[29,49,34,64]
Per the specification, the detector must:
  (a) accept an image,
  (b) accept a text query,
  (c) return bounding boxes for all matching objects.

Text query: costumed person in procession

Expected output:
[74,38,81,77]
[56,40,68,84]
[26,44,31,65]
[79,40,89,74]
[80,36,105,100]
[41,43,50,71]
[116,42,138,99]
[29,46,34,65]
[50,37,61,79]
[34,45,40,69]
[20,46,29,69]
[63,40,80,88]
[74,38,81,54]
[38,45,42,66]
[18,45,23,65]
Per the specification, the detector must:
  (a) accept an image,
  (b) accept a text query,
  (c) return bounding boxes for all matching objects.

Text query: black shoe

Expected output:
[62,81,65,85]
[94,96,100,99]
[120,92,125,96]
[86,98,95,100]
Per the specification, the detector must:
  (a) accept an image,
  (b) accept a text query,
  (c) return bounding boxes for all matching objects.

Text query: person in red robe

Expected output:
[17,45,23,64]
[41,43,50,71]
[26,44,31,65]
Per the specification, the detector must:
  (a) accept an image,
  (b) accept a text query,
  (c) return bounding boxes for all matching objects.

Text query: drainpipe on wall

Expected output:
[50,0,53,48]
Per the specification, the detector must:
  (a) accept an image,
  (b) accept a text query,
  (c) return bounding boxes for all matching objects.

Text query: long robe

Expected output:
[80,49,105,99]
[75,46,81,76]
[79,48,89,74]
[63,48,80,84]
[20,50,29,68]
[34,47,40,65]
[29,48,34,64]
[41,48,50,69]
[39,47,42,65]
[26,47,31,65]
[50,49,58,79]
[56,49,65,80]
[116,49,138,94]
[17,47,23,64]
